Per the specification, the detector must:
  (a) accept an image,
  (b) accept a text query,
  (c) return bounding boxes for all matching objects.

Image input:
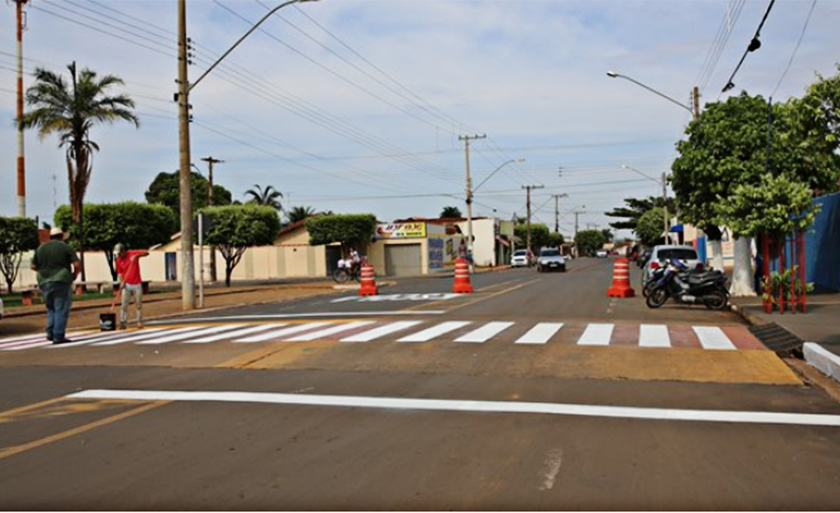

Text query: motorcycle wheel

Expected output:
[704,289,729,311]
[646,287,669,309]
[332,269,348,284]
[642,281,657,298]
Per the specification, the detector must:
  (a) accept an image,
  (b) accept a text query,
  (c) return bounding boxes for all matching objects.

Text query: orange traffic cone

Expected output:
[359,263,378,296]
[607,257,635,298]
[452,257,474,294]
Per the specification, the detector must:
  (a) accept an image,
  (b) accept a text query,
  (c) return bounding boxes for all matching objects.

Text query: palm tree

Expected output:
[22,62,139,281]
[244,184,283,211]
[440,206,462,218]
[287,205,316,224]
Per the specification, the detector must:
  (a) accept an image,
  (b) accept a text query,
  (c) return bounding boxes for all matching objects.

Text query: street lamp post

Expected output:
[467,157,524,269]
[606,70,699,120]
[622,164,669,239]
[176,0,318,310]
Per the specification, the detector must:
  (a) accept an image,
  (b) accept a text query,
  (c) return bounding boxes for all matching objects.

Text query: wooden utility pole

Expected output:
[552,193,568,233]
[459,134,486,270]
[662,172,669,240]
[201,156,222,282]
[522,184,544,262]
[15,0,30,218]
[177,0,195,310]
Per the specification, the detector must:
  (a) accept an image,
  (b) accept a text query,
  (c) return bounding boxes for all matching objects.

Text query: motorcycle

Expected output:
[332,259,361,283]
[645,259,730,310]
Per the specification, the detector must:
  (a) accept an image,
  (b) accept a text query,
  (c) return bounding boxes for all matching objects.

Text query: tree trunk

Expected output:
[225,262,232,287]
[729,236,756,297]
[78,205,87,283]
[708,240,724,271]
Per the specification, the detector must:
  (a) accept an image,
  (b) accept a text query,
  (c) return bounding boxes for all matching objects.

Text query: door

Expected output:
[385,244,422,276]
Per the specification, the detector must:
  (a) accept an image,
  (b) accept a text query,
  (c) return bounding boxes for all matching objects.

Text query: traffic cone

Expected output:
[607,257,635,298]
[452,257,474,294]
[358,263,378,296]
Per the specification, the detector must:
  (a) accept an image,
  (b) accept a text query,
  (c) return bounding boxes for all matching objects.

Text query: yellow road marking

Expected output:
[0,400,169,461]
[442,278,542,312]
[0,397,68,421]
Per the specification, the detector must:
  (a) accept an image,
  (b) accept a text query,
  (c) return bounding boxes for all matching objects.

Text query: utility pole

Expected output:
[201,156,222,282]
[552,193,568,233]
[573,209,586,257]
[459,134,486,270]
[177,0,195,310]
[662,172,669,241]
[692,85,700,120]
[15,0,30,218]
[522,184,544,262]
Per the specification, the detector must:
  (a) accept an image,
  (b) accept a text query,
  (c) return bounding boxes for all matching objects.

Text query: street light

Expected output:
[622,164,669,238]
[606,70,698,120]
[466,158,523,269]
[473,158,524,193]
[176,0,319,310]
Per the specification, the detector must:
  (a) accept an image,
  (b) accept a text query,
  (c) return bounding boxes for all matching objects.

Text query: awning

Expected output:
[496,235,510,247]
[669,224,684,233]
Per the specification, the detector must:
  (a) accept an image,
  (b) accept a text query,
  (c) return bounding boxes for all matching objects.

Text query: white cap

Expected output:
[49,227,63,237]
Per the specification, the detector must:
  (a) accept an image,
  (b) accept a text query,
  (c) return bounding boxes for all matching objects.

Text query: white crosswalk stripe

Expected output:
[0,333,50,346]
[2,339,53,351]
[285,321,376,342]
[515,323,564,344]
[92,327,203,346]
[456,322,515,343]
[340,320,424,343]
[46,329,147,349]
[397,321,471,343]
[693,326,737,350]
[639,324,671,348]
[137,325,248,345]
[234,323,330,343]
[185,325,277,344]
[577,323,614,346]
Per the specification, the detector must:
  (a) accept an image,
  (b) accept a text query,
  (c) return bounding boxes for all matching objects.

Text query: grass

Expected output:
[1,289,160,308]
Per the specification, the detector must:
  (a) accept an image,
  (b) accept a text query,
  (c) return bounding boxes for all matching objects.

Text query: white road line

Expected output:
[2,340,53,351]
[72,328,168,346]
[397,321,471,343]
[185,325,277,344]
[136,325,248,345]
[234,323,332,343]
[92,327,203,346]
[340,321,424,343]
[515,323,564,344]
[69,389,840,427]
[693,326,736,350]
[639,324,671,348]
[150,311,446,324]
[45,330,149,349]
[0,333,50,345]
[577,323,614,346]
[285,321,376,341]
[455,322,515,343]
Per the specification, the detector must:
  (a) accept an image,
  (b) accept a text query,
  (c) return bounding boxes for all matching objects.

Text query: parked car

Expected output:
[536,248,566,272]
[511,249,531,268]
[641,245,703,288]
[595,249,608,258]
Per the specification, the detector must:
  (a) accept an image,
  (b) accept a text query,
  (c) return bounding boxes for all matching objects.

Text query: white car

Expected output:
[536,248,566,272]
[510,249,530,267]
[641,244,703,287]
[595,250,608,258]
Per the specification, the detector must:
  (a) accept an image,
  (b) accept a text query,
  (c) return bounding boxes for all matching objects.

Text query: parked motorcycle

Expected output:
[645,259,729,310]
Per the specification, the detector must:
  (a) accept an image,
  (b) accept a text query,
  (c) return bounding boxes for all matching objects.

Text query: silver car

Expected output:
[537,248,566,272]
[641,244,702,287]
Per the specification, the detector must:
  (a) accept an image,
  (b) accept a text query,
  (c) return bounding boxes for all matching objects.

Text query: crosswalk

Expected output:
[0,319,766,352]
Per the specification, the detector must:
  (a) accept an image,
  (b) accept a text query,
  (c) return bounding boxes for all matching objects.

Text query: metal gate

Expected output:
[385,244,422,276]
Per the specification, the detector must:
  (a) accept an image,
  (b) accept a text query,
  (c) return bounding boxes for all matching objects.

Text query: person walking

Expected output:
[115,244,149,329]
[30,227,81,344]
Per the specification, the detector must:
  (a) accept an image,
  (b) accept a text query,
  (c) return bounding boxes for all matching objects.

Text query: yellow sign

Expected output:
[375,222,427,239]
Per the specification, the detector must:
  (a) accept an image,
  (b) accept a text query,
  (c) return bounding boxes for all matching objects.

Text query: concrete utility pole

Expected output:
[459,134,486,269]
[552,193,568,233]
[573,209,586,257]
[201,156,222,282]
[15,0,30,218]
[177,0,194,310]
[662,171,669,240]
[692,85,701,120]
[522,184,544,261]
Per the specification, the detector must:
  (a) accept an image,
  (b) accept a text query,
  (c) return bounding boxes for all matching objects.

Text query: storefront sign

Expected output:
[375,222,427,239]
[428,238,444,269]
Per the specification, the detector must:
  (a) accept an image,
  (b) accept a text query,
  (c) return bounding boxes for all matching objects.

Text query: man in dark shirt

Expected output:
[30,227,81,344]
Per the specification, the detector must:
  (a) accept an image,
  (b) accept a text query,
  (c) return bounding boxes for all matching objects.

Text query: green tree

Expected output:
[55,202,176,280]
[575,229,606,256]
[514,223,550,252]
[440,206,462,218]
[634,207,666,248]
[145,171,232,223]
[22,62,139,281]
[0,217,39,293]
[547,232,565,248]
[305,214,377,256]
[244,184,283,211]
[202,205,281,287]
[605,196,676,231]
[287,206,316,224]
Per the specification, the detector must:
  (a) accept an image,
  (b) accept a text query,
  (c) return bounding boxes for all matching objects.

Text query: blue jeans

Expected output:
[40,281,73,341]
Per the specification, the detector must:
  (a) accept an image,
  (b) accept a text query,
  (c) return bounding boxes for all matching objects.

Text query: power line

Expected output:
[771,0,818,97]
[721,0,777,94]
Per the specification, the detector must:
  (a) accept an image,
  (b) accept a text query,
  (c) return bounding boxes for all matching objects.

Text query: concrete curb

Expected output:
[803,343,840,385]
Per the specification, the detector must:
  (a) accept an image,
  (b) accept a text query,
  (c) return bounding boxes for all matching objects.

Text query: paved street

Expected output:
[2,259,840,510]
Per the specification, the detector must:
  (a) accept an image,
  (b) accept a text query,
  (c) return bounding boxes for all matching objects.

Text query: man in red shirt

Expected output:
[115,244,149,329]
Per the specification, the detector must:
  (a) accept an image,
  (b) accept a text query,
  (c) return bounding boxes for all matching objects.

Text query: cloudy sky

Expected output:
[1,0,838,239]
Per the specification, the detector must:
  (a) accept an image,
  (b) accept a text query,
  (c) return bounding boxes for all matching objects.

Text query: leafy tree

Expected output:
[287,205,316,224]
[601,228,614,243]
[575,229,606,256]
[305,214,377,256]
[55,202,176,280]
[605,196,676,231]
[202,205,281,287]
[440,206,462,218]
[719,175,819,240]
[0,217,39,293]
[547,232,564,248]
[22,62,139,281]
[634,207,666,248]
[244,184,283,211]
[145,171,232,222]
[514,223,550,252]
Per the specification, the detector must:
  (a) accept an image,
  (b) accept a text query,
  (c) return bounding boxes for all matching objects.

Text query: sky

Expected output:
[1,0,839,241]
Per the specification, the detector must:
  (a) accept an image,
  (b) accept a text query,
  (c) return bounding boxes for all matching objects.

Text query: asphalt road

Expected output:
[1,258,839,510]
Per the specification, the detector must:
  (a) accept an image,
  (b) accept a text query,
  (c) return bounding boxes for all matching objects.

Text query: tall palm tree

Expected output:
[245,184,283,211]
[22,62,139,281]
[287,205,316,223]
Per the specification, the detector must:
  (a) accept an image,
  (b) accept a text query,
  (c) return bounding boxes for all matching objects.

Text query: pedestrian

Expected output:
[115,243,149,329]
[30,227,81,344]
